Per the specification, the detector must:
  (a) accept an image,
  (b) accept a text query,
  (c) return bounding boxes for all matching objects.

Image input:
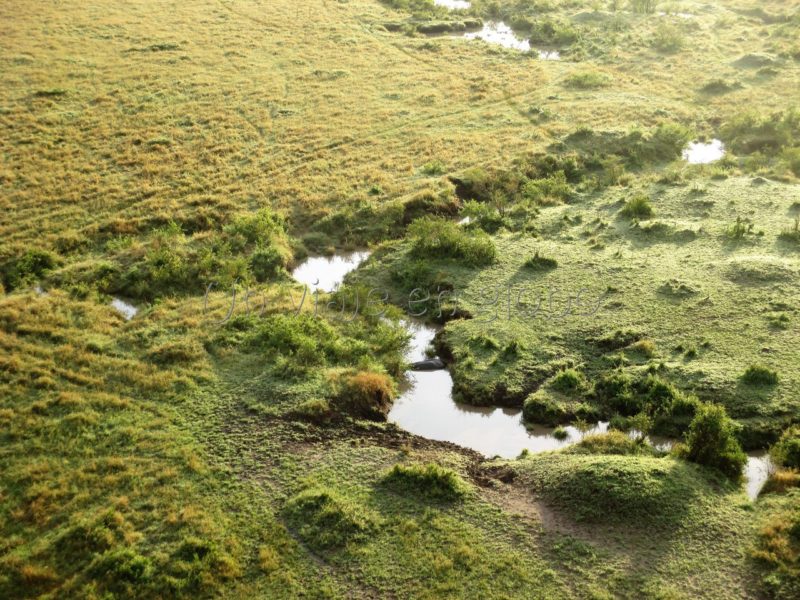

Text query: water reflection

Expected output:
[291,251,371,293]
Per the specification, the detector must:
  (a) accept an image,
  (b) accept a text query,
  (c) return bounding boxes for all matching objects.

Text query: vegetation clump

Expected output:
[408,217,496,266]
[381,463,467,502]
[523,250,558,271]
[335,371,396,420]
[742,364,780,386]
[685,404,747,479]
[771,426,800,469]
[283,487,378,551]
[620,195,654,219]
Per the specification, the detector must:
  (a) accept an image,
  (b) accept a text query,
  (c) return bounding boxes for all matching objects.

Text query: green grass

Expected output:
[3,0,800,597]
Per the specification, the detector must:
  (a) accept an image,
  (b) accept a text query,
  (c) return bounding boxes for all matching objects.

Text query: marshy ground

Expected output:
[1,0,799,598]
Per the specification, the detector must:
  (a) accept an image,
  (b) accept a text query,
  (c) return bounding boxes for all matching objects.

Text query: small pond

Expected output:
[291,251,371,293]
[683,139,725,164]
[111,297,138,320]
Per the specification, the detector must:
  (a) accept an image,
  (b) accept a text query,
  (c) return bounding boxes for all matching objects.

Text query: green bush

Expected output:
[564,71,612,89]
[0,248,58,290]
[742,364,779,386]
[771,426,800,469]
[381,463,467,502]
[550,368,584,393]
[595,371,641,416]
[685,404,747,479]
[408,217,496,266]
[523,391,570,425]
[720,109,800,155]
[652,22,684,53]
[522,171,571,205]
[620,195,654,219]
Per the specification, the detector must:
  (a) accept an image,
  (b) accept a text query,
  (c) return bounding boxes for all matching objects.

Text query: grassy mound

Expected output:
[283,488,379,552]
[521,454,720,527]
[381,463,467,502]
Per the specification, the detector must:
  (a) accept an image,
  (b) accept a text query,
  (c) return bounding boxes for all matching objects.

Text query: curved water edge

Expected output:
[291,253,774,501]
[291,251,371,293]
[463,21,561,59]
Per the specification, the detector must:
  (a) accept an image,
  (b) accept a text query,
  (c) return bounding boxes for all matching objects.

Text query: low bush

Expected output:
[620,195,654,219]
[523,390,571,425]
[381,463,467,502]
[771,426,800,469]
[651,22,684,53]
[564,71,612,89]
[0,248,58,290]
[685,404,747,479]
[720,109,800,155]
[550,368,584,393]
[408,217,496,266]
[335,371,396,420]
[522,171,571,205]
[742,364,779,386]
[594,371,641,416]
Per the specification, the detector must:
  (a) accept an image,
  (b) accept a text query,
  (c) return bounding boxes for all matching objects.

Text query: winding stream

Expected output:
[292,253,773,500]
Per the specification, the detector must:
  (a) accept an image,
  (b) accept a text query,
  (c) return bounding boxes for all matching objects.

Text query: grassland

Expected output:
[1,0,799,598]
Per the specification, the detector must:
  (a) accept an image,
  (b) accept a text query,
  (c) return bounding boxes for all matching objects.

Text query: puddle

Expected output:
[745,452,774,500]
[539,50,561,60]
[464,21,530,52]
[682,139,725,164]
[390,321,617,458]
[434,0,471,8]
[291,251,371,293]
[111,298,138,320]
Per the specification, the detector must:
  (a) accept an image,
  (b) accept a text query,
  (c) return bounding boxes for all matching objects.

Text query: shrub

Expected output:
[720,109,800,155]
[421,160,446,175]
[550,368,584,393]
[524,250,558,271]
[742,364,779,386]
[522,171,571,205]
[523,391,570,426]
[564,71,612,89]
[381,463,467,502]
[771,427,800,469]
[595,371,641,416]
[620,195,654,219]
[460,200,506,233]
[408,217,496,266]
[652,22,684,53]
[0,248,58,290]
[629,339,656,358]
[283,487,377,551]
[552,426,569,440]
[685,404,747,479]
[335,371,395,420]
[249,245,289,281]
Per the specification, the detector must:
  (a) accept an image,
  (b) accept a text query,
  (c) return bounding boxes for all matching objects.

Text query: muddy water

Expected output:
[683,139,725,164]
[291,251,370,293]
[291,253,772,500]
